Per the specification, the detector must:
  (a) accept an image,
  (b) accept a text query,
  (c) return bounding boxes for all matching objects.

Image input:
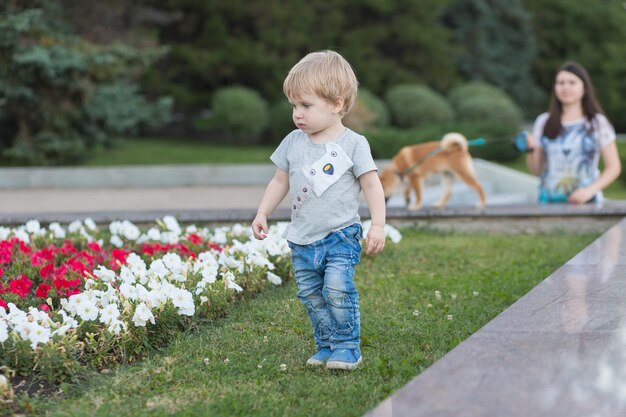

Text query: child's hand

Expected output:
[252,213,268,240]
[365,225,385,256]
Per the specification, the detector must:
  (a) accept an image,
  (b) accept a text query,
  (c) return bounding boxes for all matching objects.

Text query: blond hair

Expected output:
[283,50,358,116]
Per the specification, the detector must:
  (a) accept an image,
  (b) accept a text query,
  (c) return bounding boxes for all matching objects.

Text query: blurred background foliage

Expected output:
[0,0,624,165]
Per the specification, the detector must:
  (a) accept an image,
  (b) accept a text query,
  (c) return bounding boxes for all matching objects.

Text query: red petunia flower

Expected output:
[18,241,32,254]
[87,241,102,252]
[40,264,54,279]
[110,249,129,269]
[208,242,223,252]
[186,234,203,245]
[9,275,33,298]
[35,283,52,299]
[0,299,6,309]
[65,288,81,298]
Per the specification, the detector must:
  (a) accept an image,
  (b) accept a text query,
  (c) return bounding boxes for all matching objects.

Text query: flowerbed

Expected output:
[0,217,401,404]
[0,217,293,389]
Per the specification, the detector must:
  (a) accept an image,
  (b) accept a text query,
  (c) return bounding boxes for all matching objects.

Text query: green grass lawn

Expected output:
[23,229,597,417]
[84,137,275,166]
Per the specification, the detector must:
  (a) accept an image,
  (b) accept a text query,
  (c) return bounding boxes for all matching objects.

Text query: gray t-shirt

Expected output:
[271,128,377,245]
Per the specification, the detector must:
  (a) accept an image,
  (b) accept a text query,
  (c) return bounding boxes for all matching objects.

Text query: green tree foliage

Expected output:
[140,0,458,111]
[0,1,172,165]
[442,0,542,114]
[524,0,626,131]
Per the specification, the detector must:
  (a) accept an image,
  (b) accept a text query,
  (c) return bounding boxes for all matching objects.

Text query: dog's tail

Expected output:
[440,132,468,152]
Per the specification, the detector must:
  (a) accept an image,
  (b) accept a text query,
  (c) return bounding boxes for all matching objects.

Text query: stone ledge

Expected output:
[1,203,626,229]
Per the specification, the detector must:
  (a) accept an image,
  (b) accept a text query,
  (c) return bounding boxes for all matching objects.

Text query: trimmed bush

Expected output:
[385,84,454,129]
[268,100,295,144]
[448,82,523,128]
[365,126,451,159]
[210,86,269,144]
[447,82,523,162]
[344,89,389,132]
[448,81,508,106]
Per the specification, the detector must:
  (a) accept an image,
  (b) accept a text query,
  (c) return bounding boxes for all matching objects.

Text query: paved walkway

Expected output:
[0,185,279,213]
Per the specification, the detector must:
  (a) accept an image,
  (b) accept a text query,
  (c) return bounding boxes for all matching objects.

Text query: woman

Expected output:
[526,62,620,204]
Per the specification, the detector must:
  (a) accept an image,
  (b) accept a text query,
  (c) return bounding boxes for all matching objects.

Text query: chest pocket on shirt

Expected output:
[302,142,354,197]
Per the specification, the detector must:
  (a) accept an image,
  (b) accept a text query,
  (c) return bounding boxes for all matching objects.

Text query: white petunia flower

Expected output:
[160,231,179,244]
[126,253,147,282]
[224,271,243,293]
[25,219,41,234]
[120,220,140,241]
[13,229,29,243]
[212,230,227,245]
[107,319,127,335]
[24,322,51,349]
[48,222,66,238]
[0,319,8,343]
[169,287,195,316]
[110,235,124,248]
[267,272,282,286]
[163,216,182,235]
[84,218,97,231]
[68,220,83,233]
[119,282,139,300]
[162,253,184,274]
[76,302,99,322]
[149,259,169,279]
[132,303,155,327]
[99,304,121,324]
[93,266,117,283]
[146,227,161,241]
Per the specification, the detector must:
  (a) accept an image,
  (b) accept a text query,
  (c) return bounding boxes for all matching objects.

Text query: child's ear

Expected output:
[331,97,344,114]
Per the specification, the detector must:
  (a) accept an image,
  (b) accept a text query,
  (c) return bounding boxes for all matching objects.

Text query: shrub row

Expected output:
[198,82,523,161]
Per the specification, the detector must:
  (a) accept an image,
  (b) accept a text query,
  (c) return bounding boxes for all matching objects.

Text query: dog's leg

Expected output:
[434,172,454,208]
[455,162,487,208]
[403,181,411,206]
[407,174,423,210]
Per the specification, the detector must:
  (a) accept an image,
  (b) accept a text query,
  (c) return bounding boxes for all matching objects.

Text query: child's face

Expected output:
[289,93,343,136]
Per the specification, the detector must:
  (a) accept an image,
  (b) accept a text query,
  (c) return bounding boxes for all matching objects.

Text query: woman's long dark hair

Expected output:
[543,61,606,139]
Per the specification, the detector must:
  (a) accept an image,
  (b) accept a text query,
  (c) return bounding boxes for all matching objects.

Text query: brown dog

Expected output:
[379,132,486,210]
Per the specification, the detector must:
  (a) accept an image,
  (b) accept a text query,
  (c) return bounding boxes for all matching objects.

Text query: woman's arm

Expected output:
[525,133,545,176]
[568,141,621,204]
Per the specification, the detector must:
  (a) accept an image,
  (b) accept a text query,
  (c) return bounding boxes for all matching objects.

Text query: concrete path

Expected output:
[0,185,281,213]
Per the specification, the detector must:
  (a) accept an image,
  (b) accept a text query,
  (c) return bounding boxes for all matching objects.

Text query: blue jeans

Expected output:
[288,223,362,351]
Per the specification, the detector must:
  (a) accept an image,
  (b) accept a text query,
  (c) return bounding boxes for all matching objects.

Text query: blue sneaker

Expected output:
[306,348,333,366]
[326,348,362,370]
